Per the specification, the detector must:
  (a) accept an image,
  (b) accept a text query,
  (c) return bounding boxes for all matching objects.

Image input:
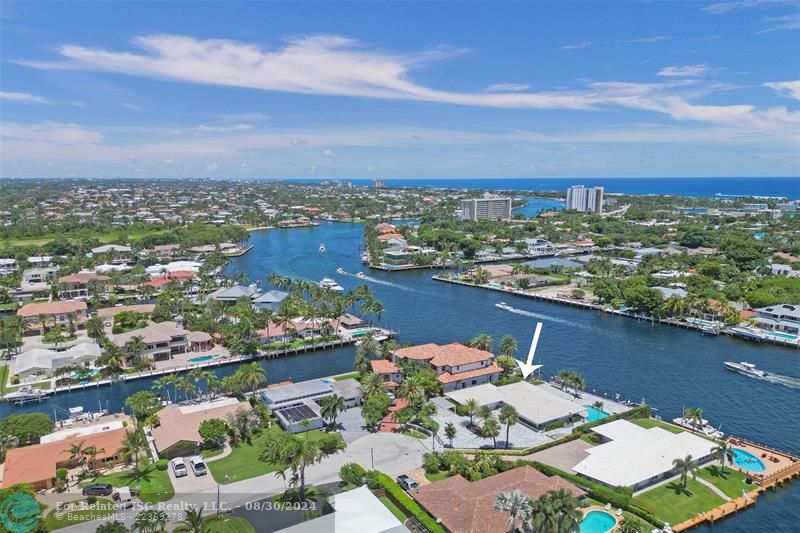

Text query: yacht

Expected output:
[729,327,767,342]
[672,417,725,439]
[4,386,51,405]
[336,267,345,275]
[319,278,344,292]
[725,361,768,378]
[319,244,326,253]
[495,302,513,311]
[356,272,367,279]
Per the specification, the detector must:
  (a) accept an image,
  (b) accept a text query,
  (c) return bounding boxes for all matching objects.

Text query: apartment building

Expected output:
[565,185,604,213]
[461,196,512,221]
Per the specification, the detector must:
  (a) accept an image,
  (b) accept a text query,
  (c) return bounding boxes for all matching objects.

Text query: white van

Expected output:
[189,456,207,476]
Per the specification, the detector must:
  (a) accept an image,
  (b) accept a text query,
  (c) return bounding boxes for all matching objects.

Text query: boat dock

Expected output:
[432,274,800,348]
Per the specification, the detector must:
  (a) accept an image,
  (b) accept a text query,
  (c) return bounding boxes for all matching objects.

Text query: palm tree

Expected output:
[86,315,105,341]
[261,433,324,502]
[397,374,426,406]
[359,372,386,399]
[684,407,704,433]
[498,404,519,449]
[64,440,87,472]
[319,394,346,429]
[173,506,205,533]
[673,454,699,488]
[618,517,646,533]
[481,416,501,448]
[464,398,479,427]
[84,445,105,471]
[132,509,167,533]
[493,489,531,532]
[444,422,457,448]
[152,374,178,402]
[125,335,148,368]
[467,333,493,352]
[548,487,582,533]
[118,429,146,472]
[499,335,518,357]
[712,441,734,472]
[237,361,267,399]
[99,343,125,376]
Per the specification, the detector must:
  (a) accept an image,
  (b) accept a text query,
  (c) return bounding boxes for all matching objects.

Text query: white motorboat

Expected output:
[729,327,767,342]
[356,272,367,279]
[336,267,345,275]
[319,244,326,253]
[725,361,768,378]
[4,386,51,404]
[320,278,344,292]
[672,417,725,439]
[495,302,513,311]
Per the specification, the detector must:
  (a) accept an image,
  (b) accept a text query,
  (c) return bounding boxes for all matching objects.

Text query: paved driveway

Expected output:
[168,458,217,493]
[336,406,370,444]
[432,407,551,450]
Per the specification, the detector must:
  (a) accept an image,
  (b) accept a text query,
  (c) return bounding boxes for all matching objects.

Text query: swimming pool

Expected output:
[768,331,798,340]
[188,355,214,363]
[731,448,766,473]
[579,510,616,533]
[585,405,610,422]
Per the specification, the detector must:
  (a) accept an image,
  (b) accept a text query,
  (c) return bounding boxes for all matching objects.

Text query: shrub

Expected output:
[56,468,68,484]
[454,404,469,417]
[544,419,565,431]
[318,434,343,455]
[422,452,442,474]
[155,459,168,471]
[10,375,19,385]
[364,470,381,490]
[372,471,445,533]
[339,463,366,487]
[86,495,97,505]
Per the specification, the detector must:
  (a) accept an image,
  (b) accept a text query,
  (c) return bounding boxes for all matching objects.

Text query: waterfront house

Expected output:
[13,339,102,380]
[22,266,59,285]
[255,321,294,344]
[370,359,403,388]
[571,419,716,491]
[377,233,407,247]
[109,321,212,364]
[57,272,112,299]
[753,304,800,335]
[252,289,289,310]
[392,342,501,392]
[0,428,126,490]
[260,378,361,433]
[207,283,261,303]
[411,466,585,533]
[151,397,250,458]
[17,300,89,336]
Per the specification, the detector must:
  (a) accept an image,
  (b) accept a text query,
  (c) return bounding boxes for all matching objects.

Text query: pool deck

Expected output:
[672,437,800,532]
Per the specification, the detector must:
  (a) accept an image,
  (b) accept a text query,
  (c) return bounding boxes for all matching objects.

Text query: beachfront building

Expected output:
[753,304,800,335]
[446,381,584,430]
[571,419,716,491]
[260,378,361,433]
[57,272,112,299]
[412,466,585,533]
[16,300,89,336]
[391,342,501,392]
[152,397,250,458]
[109,321,212,365]
[13,340,102,380]
[461,196,512,221]
[0,427,126,490]
[566,185,604,213]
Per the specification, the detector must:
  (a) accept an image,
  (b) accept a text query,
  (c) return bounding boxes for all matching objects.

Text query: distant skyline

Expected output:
[1,0,799,178]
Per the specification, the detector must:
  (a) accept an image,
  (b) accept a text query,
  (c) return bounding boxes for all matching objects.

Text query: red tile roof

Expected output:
[437,364,501,384]
[370,359,400,374]
[376,233,405,241]
[394,342,494,367]
[17,300,87,317]
[412,466,586,533]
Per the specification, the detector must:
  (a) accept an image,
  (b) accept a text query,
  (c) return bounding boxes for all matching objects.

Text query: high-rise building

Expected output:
[461,196,512,221]
[566,185,604,213]
[372,179,385,188]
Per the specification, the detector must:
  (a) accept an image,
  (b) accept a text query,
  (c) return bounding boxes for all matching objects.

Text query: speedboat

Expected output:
[356,272,367,279]
[3,386,51,404]
[319,278,344,292]
[725,361,768,378]
[319,244,326,253]
[700,325,719,336]
[495,302,513,311]
[336,267,345,275]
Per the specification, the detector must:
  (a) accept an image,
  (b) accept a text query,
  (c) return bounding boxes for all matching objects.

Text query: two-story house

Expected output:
[110,321,211,364]
[58,273,112,299]
[754,304,800,335]
[16,300,89,336]
[392,342,501,392]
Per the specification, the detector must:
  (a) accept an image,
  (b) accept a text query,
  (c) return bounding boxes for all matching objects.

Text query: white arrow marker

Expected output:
[516,321,544,379]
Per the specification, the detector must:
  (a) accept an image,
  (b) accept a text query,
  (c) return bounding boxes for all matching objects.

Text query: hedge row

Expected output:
[514,460,660,527]
[374,472,445,533]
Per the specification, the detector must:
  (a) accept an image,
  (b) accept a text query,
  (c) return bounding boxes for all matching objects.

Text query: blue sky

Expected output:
[1,0,799,178]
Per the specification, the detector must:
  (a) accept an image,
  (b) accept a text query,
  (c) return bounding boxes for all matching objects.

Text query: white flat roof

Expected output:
[572,420,716,488]
[446,381,583,425]
[41,420,125,444]
[178,396,240,415]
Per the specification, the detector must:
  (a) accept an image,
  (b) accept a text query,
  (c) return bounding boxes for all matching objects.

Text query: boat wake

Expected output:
[496,304,591,330]
[337,270,427,294]
[760,373,800,390]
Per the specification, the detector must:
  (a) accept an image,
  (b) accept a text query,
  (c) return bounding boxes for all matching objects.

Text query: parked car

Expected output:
[171,457,188,478]
[396,474,418,491]
[189,456,207,476]
[82,483,113,496]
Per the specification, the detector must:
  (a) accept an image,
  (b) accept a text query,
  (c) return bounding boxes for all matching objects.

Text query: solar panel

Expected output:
[277,404,318,423]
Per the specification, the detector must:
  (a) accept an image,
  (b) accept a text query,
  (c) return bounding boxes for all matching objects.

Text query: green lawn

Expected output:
[697,465,751,499]
[204,515,256,533]
[401,429,427,439]
[332,372,361,381]
[208,429,343,484]
[424,471,451,483]
[4,380,53,392]
[79,463,174,503]
[634,478,726,524]
[632,418,684,434]
[0,365,8,393]
[379,495,409,522]
[43,498,115,530]
[201,447,225,459]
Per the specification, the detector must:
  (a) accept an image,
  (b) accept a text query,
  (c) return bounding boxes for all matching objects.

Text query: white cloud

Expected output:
[702,0,798,15]
[206,163,220,172]
[486,83,531,92]
[561,41,592,50]
[0,121,102,144]
[121,103,142,111]
[620,35,671,43]
[759,12,800,31]
[0,91,50,104]
[764,80,800,100]
[70,100,87,107]
[196,123,254,132]
[658,64,710,77]
[219,112,270,122]
[322,149,335,157]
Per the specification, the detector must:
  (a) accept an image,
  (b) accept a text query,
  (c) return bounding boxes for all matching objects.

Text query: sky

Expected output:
[1,0,799,179]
